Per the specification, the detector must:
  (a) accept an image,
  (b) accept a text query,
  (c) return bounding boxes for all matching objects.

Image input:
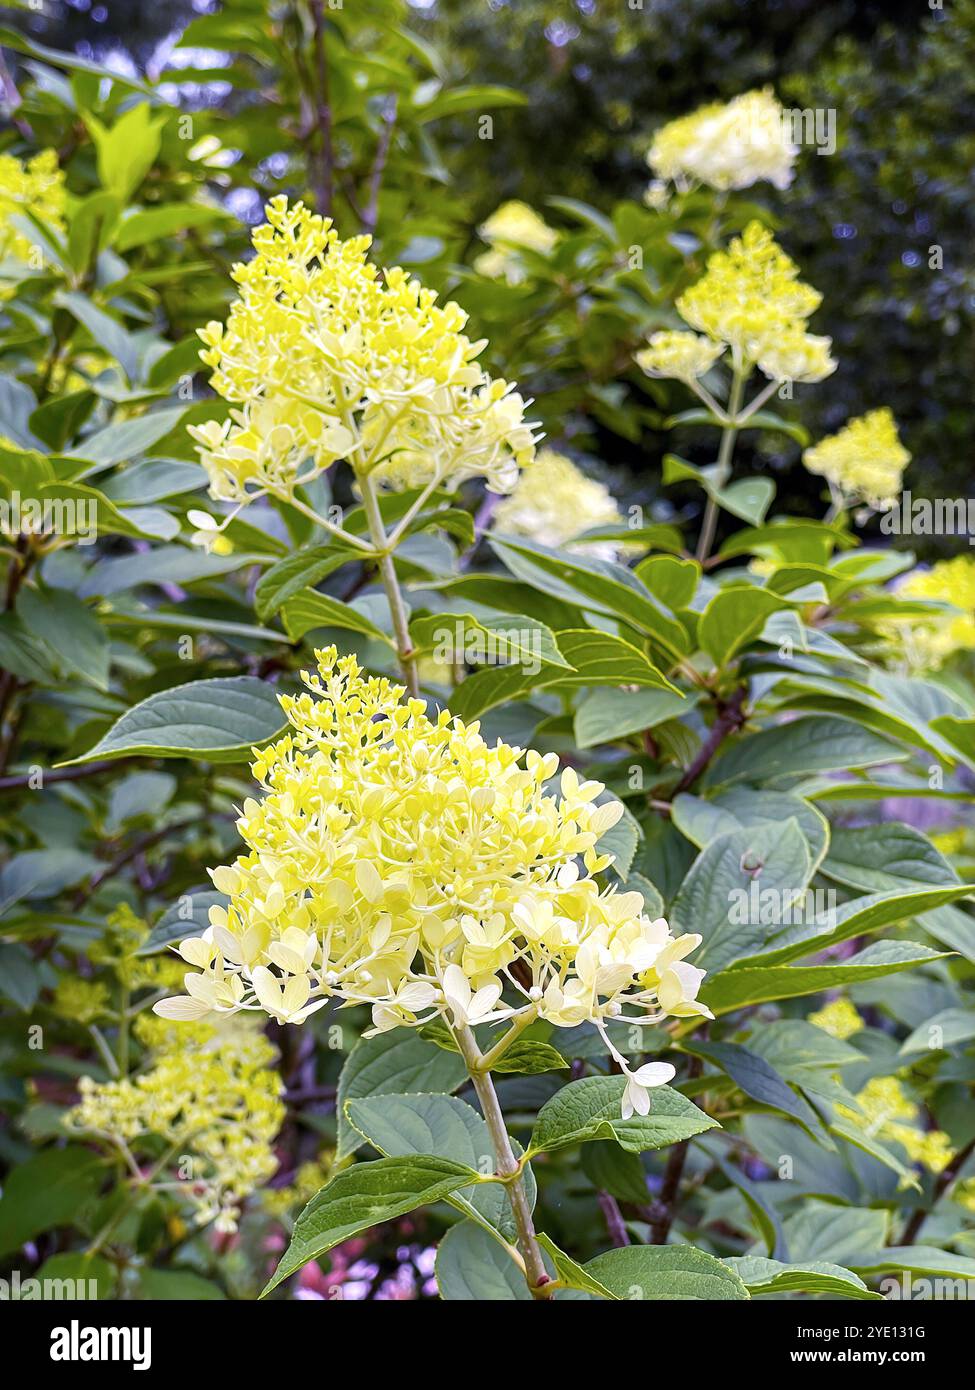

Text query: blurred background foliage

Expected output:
[3,0,972,553]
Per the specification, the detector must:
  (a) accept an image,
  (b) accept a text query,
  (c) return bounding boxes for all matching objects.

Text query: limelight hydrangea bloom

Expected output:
[191,197,537,503]
[647,89,797,192]
[475,200,558,283]
[155,648,711,1117]
[891,556,975,669]
[808,997,863,1041]
[492,447,626,560]
[673,221,836,384]
[802,408,910,506]
[66,1015,284,1232]
[0,150,66,294]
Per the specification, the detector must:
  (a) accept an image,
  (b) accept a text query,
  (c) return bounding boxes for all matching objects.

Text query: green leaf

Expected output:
[136,1268,226,1300]
[281,588,391,644]
[61,676,287,764]
[700,940,947,1016]
[36,1253,117,1299]
[0,848,98,915]
[491,1040,568,1075]
[725,1255,880,1299]
[706,716,905,788]
[336,1031,468,1161]
[672,787,829,871]
[583,1245,748,1300]
[67,406,189,468]
[535,1234,615,1298]
[54,291,141,384]
[670,818,813,973]
[634,554,700,609]
[115,203,224,252]
[0,1147,104,1256]
[137,888,225,956]
[930,715,975,769]
[489,535,688,661]
[435,1220,530,1300]
[899,1007,975,1055]
[528,1077,717,1156]
[575,687,695,749]
[550,629,679,692]
[683,1040,828,1141]
[262,1156,478,1296]
[0,943,43,1011]
[18,587,109,690]
[849,1246,975,1283]
[345,1091,535,1244]
[84,103,166,202]
[822,823,959,893]
[408,611,570,670]
[698,587,786,667]
[782,1202,889,1265]
[580,1141,651,1204]
[254,547,354,620]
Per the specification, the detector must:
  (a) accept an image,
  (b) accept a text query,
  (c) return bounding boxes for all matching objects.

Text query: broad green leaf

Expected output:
[61,676,287,764]
[408,611,569,670]
[634,554,700,609]
[822,823,959,893]
[700,940,947,1015]
[36,1253,117,1299]
[900,1007,975,1055]
[550,628,679,691]
[683,1040,828,1142]
[489,535,688,661]
[782,1202,889,1265]
[580,1141,652,1204]
[262,1156,478,1295]
[115,203,224,252]
[672,787,829,873]
[336,1031,468,1160]
[84,103,166,202]
[930,715,975,768]
[698,587,786,667]
[0,848,99,915]
[254,547,356,620]
[575,686,694,748]
[491,1040,568,1075]
[435,1220,530,1300]
[849,1246,975,1283]
[528,1077,716,1156]
[281,588,391,644]
[706,716,905,788]
[136,1268,226,1300]
[55,291,142,384]
[18,587,109,689]
[345,1092,534,1243]
[583,1245,748,1300]
[0,1147,104,1256]
[744,883,975,965]
[725,1255,880,1300]
[828,1118,920,1190]
[670,818,813,973]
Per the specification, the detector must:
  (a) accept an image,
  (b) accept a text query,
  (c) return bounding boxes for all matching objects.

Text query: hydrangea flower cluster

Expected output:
[0,149,65,293]
[663,221,836,386]
[475,200,559,283]
[808,997,864,1041]
[190,197,537,503]
[647,88,797,192]
[66,1015,284,1233]
[155,647,711,1117]
[492,447,625,559]
[838,1077,953,1176]
[802,407,910,507]
[892,556,975,669]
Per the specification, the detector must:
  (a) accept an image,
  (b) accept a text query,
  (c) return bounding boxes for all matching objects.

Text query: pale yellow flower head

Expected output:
[0,149,66,294]
[648,88,797,192]
[808,997,863,1040]
[155,647,710,1113]
[636,329,725,383]
[891,556,975,669]
[802,408,910,506]
[492,447,624,559]
[676,223,831,381]
[475,200,558,283]
[838,1076,952,1178]
[192,197,537,502]
[66,1015,284,1232]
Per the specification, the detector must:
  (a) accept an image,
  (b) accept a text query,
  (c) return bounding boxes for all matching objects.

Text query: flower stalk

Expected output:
[452,1023,553,1299]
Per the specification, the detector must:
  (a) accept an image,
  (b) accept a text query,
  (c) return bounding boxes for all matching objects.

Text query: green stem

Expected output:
[453,1024,552,1298]
[478,1007,537,1073]
[357,470,419,697]
[696,366,746,563]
